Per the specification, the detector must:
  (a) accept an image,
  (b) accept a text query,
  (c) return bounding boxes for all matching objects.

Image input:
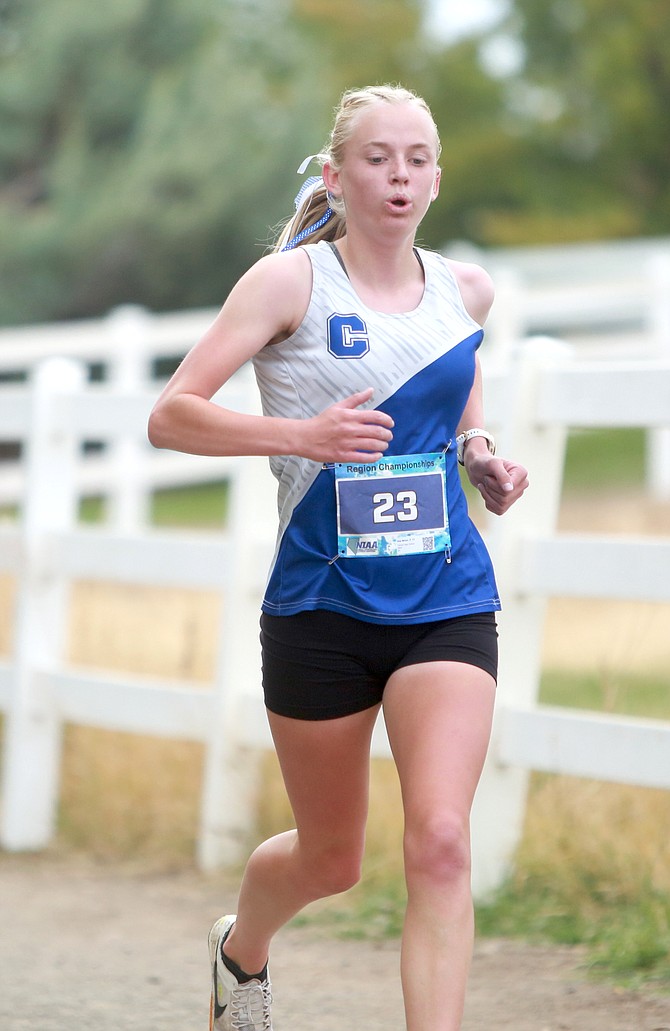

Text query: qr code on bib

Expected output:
[422,535,435,552]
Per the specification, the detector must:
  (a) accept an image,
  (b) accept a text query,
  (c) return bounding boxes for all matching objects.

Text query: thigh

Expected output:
[382,661,496,823]
[267,703,381,853]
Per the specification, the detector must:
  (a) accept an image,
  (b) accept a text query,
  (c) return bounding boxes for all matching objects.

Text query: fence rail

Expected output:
[497,706,670,790]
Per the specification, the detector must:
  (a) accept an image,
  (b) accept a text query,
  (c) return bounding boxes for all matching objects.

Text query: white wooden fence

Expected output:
[0,304,240,528]
[1,234,669,511]
[0,353,277,871]
[0,336,668,897]
[471,339,670,896]
[461,235,670,500]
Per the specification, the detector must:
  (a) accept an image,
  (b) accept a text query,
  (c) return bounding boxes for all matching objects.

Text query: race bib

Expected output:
[334,452,450,558]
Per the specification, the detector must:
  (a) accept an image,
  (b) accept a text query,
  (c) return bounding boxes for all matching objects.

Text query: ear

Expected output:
[322,161,341,200]
[431,167,442,202]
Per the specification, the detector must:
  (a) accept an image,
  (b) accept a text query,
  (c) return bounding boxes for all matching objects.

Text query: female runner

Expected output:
[149,84,529,1031]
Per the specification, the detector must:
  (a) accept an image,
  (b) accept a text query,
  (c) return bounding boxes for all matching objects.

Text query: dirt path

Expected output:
[2,854,668,1031]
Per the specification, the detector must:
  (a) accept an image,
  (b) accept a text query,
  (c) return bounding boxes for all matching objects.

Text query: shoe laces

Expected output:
[230,977,273,1031]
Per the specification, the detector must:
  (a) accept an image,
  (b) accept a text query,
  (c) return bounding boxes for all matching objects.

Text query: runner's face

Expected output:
[326,102,441,235]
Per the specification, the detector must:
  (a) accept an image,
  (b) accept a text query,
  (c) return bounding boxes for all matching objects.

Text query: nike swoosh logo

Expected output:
[213,963,228,1020]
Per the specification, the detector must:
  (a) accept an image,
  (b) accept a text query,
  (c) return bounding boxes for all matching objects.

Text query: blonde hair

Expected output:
[274,84,441,253]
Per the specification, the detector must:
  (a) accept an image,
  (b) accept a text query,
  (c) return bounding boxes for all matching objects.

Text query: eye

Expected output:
[368,155,385,164]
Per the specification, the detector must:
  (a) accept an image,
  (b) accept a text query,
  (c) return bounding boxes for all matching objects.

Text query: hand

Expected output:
[465,453,529,515]
[301,388,394,463]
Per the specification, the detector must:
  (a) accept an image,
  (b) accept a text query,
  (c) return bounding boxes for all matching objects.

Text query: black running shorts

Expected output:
[260,609,498,721]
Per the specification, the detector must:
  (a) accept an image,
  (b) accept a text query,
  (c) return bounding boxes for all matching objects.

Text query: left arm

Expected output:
[449,259,529,516]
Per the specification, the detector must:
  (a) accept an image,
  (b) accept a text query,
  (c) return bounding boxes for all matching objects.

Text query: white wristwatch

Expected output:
[456,428,496,466]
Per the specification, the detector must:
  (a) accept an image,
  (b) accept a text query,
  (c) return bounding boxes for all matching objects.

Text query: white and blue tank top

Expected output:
[251,240,500,625]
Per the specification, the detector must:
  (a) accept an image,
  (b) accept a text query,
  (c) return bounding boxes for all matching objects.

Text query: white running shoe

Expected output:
[208,915,273,1031]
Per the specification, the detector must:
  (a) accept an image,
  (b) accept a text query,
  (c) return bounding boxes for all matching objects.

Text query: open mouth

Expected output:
[389,196,410,208]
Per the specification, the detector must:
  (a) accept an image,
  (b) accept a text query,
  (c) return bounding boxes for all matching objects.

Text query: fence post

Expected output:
[105,305,153,531]
[647,251,670,500]
[484,266,527,365]
[0,357,84,850]
[470,337,573,899]
[197,448,277,870]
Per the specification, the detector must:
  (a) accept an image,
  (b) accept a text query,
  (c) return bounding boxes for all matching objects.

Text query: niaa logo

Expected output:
[327,313,369,359]
[347,538,378,556]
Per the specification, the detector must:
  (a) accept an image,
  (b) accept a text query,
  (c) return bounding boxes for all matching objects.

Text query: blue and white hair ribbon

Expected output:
[281,207,333,251]
[281,158,333,251]
[296,154,319,174]
[293,175,323,212]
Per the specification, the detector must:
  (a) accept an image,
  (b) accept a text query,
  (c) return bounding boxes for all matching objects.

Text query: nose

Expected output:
[389,158,409,183]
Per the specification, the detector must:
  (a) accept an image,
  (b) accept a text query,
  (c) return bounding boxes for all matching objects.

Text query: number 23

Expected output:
[372,489,418,523]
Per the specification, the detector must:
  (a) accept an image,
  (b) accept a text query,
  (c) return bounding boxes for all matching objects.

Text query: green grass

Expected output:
[77,481,229,527]
[291,878,408,941]
[473,665,670,989]
[150,481,229,527]
[475,872,670,990]
[1,480,230,527]
[540,668,670,720]
[563,427,646,493]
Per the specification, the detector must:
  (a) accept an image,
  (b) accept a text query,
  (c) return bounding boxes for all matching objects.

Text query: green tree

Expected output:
[0,0,446,325]
[291,0,425,95]
[0,0,331,323]
[482,0,670,242]
[409,37,517,249]
[14,0,660,320]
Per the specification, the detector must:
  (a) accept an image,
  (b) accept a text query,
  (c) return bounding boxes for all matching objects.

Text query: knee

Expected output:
[403,812,471,887]
[302,842,363,898]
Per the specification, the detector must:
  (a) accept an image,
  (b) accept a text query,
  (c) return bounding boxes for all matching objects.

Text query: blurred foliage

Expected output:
[483,0,670,243]
[0,0,668,325]
[0,0,333,322]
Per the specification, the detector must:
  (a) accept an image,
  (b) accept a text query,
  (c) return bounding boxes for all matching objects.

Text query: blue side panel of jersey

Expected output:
[261,331,501,624]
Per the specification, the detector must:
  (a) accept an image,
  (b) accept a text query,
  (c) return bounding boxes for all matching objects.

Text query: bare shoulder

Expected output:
[445,258,495,326]
[222,246,313,343]
[237,247,312,310]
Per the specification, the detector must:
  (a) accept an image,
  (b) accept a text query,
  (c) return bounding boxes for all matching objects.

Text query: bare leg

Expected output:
[223,704,381,974]
[383,661,496,1031]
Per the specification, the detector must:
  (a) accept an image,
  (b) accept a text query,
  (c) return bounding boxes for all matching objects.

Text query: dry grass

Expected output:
[58,726,204,864]
[542,596,670,673]
[518,776,670,898]
[67,580,221,682]
[60,580,220,863]
[0,494,668,877]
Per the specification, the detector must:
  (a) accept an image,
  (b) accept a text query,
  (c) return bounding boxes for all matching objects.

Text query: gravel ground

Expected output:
[1,853,668,1031]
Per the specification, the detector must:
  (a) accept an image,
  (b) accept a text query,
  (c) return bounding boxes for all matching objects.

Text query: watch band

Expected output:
[456,428,496,466]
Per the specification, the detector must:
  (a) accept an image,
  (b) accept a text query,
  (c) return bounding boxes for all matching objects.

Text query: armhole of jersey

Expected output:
[430,250,485,334]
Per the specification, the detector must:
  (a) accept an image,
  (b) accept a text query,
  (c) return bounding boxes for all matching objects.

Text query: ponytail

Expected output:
[274,168,346,254]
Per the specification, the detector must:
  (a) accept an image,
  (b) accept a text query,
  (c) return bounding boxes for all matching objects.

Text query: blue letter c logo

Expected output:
[327,313,370,359]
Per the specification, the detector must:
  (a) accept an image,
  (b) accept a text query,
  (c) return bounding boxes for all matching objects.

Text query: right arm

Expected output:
[147,250,394,463]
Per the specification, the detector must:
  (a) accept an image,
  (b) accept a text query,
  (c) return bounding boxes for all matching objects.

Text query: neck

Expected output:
[337,229,419,285]
[334,232,425,314]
